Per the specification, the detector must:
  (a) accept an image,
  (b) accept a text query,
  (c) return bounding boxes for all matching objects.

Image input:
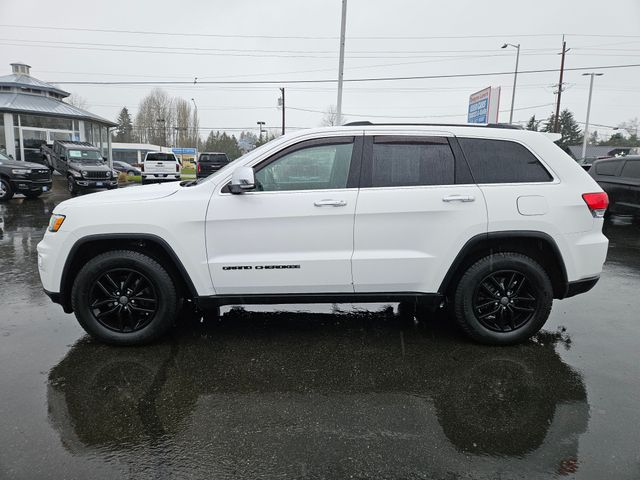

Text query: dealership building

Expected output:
[0,62,115,163]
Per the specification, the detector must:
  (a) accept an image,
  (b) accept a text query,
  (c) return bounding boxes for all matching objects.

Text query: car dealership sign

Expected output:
[468,87,501,124]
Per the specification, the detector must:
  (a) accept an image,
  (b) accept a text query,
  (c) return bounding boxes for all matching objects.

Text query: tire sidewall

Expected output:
[0,178,13,201]
[454,254,553,345]
[72,251,177,345]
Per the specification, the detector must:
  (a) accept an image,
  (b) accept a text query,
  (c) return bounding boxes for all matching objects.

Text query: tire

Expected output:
[23,191,42,199]
[127,170,135,176]
[71,250,179,345]
[0,178,14,202]
[453,253,553,345]
[67,176,78,195]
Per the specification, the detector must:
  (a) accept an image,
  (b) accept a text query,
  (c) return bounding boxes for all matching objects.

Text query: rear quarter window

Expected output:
[621,159,640,179]
[594,160,623,176]
[458,138,553,184]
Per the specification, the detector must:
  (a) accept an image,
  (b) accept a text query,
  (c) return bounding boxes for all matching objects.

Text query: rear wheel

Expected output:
[453,253,553,345]
[0,178,14,202]
[71,250,178,345]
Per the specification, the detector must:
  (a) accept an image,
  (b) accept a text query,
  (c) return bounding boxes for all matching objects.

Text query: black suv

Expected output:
[42,141,117,194]
[589,155,640,218]
[196,152,230,179]
[0,151,52,201]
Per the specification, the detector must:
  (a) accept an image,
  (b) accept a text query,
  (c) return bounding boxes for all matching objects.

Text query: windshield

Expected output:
[68,149,103,164]
[0,152,10,162]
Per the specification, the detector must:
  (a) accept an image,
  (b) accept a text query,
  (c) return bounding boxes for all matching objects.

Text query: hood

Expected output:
[55,182,182,212]
[0,159,49,170]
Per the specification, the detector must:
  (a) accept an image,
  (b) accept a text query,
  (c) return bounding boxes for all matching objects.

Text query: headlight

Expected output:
[11,168,31,175]
[71,170,82,177]
[48,214,65,233]
[81,170,88,177]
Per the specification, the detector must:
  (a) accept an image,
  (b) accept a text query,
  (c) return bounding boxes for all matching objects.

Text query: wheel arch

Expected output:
[438,231,569,300]
[59,234,198,313]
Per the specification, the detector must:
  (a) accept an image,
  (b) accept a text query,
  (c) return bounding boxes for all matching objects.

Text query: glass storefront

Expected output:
[0,114,5,155]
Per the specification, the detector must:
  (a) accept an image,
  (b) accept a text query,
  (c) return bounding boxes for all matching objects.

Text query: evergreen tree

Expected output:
[542,109,583,148]
[525,115,540,131]
[114,107,135,143]
[203,131,242,159]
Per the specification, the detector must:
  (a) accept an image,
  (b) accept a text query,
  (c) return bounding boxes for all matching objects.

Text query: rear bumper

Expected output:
[142,174,181,182]
[562,275,600,299]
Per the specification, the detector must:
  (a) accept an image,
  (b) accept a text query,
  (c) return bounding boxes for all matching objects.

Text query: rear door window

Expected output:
[146,153,177,162]
[367,136,455,187]
[458,138,553,183]
[621,159,640,179]
[200,154,228,163]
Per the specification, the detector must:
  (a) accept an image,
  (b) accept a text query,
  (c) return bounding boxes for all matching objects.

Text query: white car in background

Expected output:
[141,151,181,184]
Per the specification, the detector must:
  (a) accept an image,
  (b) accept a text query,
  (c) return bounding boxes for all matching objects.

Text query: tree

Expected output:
[588,130,599,145]
[254,131,278,148]
[65,93,89,110]
[203,131,242,159]
[113,107,135,143]
[525,115,540,131]
[542,109,582,148]
[321,105,347,126]
[134,88,174,146]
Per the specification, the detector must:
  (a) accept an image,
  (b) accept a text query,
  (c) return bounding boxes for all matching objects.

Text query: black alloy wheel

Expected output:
[472,270,537,332]
[67,176,77,194]
[89,268,158,333]
[0,178,13,201]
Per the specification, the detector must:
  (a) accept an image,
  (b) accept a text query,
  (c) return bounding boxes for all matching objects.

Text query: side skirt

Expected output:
[195,292,445,310]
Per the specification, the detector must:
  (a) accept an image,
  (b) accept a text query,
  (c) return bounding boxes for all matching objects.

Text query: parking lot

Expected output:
[0,176,639,479]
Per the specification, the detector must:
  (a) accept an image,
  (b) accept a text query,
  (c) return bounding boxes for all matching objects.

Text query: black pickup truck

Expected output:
[0,151,52,201]
[42,141,117,194]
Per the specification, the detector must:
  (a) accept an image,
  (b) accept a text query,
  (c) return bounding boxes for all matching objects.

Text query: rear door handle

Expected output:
[314,199,347,207]
[442,194,475,203]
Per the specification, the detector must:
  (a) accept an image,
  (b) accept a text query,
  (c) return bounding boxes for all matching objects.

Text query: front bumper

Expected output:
[74,179,118,188]
[11,179,52,193]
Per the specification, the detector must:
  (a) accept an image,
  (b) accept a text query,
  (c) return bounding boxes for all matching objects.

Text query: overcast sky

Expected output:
[1,0,640,138]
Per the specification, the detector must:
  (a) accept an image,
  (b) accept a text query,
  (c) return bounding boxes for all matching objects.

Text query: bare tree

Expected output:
[135,88,174,146]
[65,93,90,110]
[321,105,347,126]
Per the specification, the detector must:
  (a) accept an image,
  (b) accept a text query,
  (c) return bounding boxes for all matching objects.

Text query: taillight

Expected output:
[197,163,201,173]
[176,163,180,172]
[140,163,144,172]
[582,192,609,218]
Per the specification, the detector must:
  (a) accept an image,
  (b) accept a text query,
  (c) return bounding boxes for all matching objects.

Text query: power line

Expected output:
[46,62,640,86]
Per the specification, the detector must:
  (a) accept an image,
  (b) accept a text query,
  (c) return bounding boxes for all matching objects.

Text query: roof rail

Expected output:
[342,121,523,130]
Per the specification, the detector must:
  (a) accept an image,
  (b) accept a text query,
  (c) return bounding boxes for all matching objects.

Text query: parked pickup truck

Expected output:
[0,150,52,201]
[42,141,117,195]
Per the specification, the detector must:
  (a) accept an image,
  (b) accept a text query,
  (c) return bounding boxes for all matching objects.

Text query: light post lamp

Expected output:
[581,73,604,162]
[257,121,265,141]
[501,43,520,124]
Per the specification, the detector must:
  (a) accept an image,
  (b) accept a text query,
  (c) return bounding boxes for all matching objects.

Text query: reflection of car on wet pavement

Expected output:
[589,155,640,219]
[38,125,610,347]
[47,312,588,478]
[0,151,52,201]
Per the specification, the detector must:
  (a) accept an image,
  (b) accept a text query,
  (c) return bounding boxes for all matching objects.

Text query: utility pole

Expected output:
[279,87,285,135]
[336,0,347,125]
[554,36,568,133]
[257,121,265,142]
[581,73,603,162]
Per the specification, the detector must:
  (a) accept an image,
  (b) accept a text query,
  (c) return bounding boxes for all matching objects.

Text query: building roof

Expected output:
[0,92,116,126]
[0,73,70,97]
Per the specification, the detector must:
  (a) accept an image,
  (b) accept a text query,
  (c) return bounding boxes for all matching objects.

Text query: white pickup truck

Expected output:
[141,151,181,185]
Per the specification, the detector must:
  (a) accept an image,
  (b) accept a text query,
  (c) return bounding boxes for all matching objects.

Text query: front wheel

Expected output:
[453,253,553,345]
[67,176,78,195]
[71,250,179,345]
[0,178,14,202]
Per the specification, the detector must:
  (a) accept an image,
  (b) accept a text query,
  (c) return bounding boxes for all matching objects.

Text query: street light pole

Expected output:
[279,87,285,135]
[501,43,520,124]
[257,121,265,142]
[581,73,603,162]
[336,0,347,125]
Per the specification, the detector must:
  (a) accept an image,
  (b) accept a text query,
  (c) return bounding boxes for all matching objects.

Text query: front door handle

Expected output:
[442,194,475,203]
[314,199,347,207]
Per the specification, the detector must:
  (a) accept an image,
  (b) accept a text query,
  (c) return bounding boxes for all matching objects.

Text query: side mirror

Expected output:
[229,166,255,194]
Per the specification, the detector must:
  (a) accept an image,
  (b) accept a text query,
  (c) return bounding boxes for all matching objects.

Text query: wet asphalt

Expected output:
[0,176,639,480]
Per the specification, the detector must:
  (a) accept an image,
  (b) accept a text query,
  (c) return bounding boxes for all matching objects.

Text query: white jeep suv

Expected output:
[37,123,609,346]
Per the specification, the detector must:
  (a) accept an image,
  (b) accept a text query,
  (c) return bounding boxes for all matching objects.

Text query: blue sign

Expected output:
[468,98,489,123]
[172,147,196,155]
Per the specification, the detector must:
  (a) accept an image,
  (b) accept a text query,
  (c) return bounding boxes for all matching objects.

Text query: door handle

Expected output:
[442,194,475,203]
[314,199,347,207]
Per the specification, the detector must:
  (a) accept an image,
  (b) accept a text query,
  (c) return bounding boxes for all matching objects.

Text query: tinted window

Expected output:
[146,153,177,162]
[371,138,454,187]
[255,142,353,192]
[621,160,640,179]
[595,160,622,176]
[200,154,228,163]
[458,138,553,183]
